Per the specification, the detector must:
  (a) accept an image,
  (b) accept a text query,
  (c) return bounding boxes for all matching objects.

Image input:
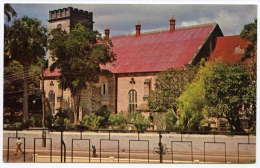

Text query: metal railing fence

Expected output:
[3,128,256,163]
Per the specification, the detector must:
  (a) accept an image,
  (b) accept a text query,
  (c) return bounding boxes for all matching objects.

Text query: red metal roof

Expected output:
[44,23,217,77]
[43,67,60,78]
[102,24,216,73]
[209,35,250,64]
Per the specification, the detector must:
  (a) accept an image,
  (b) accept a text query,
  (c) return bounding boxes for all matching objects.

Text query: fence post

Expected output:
[159,132,163,163]
[32,154,38,162]
[42,129,46,147]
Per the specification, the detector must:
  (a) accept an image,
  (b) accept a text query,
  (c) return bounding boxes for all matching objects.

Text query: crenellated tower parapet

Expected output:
[48,7,94,32]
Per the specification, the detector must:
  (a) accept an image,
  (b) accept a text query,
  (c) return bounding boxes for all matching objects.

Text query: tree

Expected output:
[4,4,17,66]
[148,65,197,112]
[4,60,24,108]
[176,60,218,131]
[4,3,17,22]
[4,60,44,109]
[240,18,257,81]
[6,16,47,121]
[205,62,252,132]
[48,23,116,123]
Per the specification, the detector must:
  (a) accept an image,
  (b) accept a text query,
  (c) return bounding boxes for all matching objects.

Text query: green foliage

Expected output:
[95,106,111,128]
[177,109,205,131]
[7,16,47,66]
[129,111,150,130]
[240,18,257,81]
[205,62,252,132]
[54,117,64,126]
[44,115,53,128]
[9,120,30,129]
[5,16,47,121]
[148,65,197,112]
[242,82,256,130]
[240,18,257,47]
[108,113,127,129]
[82,113,105,130]
[4,4,17,22]
[48,23,116,123]
[64,118,71,129]
[178,60,216,114]
[164,110,178,130]
[30,116,42,127]
[4,61,24,105]
[164,109,205,131]
[173,60,218,131]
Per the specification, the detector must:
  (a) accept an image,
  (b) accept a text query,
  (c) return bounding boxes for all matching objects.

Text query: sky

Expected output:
[2,0,258,37]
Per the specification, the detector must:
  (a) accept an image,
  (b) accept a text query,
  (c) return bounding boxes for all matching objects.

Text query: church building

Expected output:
[43,7,226,121]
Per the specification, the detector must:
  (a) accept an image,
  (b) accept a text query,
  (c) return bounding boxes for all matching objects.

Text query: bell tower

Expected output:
[48,7,94,66]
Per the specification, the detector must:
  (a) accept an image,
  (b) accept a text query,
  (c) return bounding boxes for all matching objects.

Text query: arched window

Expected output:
[128,89,137,112]
[49,90,55,114]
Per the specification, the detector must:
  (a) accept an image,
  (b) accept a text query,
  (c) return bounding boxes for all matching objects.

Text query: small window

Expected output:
[144,79,151,97]
[57,24,62,29]
[101,82,108,95]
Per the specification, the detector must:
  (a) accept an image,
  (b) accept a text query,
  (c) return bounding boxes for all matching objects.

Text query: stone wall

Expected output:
[117,73,157,114]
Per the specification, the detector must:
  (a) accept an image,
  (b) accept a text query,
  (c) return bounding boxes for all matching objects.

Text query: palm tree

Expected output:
[4,3,17,65]
[4,3,17,22]
[7,16,47,121]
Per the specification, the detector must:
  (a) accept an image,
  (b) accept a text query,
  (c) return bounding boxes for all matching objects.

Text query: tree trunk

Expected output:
[23,64,29,122]
[72,89,81,124]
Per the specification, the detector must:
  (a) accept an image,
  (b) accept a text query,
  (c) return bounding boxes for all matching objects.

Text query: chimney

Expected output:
[135,21,141,36]
[169,15,176,32]
[104,26,110,38]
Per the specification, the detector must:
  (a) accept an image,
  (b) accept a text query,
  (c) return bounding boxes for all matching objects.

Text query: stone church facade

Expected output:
[43,7,224,121]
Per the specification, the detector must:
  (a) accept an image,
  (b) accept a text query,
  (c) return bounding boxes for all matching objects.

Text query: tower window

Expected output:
[101,82,108,95]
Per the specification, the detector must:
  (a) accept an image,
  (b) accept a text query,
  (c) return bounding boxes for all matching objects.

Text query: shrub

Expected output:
[30,116,42,127]
[108,113,127,129]
[82,113,104,130]
[164,109,178,130]
[64,118,71,130]
[54,117,63,126]
[129,111,150,130]
[95,106,111,128]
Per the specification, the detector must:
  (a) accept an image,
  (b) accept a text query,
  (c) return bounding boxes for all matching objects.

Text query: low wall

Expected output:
[3,130,256,156]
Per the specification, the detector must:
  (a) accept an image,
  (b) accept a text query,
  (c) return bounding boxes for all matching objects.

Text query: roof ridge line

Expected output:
[176,22,217,30]
[110,22,217,38]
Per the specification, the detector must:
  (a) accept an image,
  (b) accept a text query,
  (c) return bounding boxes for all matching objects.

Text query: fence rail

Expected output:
[3,128,256,163]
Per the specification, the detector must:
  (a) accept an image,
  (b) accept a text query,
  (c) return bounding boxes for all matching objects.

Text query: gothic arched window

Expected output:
[128,89,137,112]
